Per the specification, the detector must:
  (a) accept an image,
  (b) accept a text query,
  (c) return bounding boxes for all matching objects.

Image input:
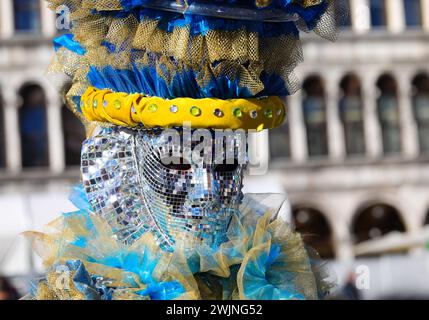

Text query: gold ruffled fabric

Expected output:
[25,212,200,300]
[24,199,330,300]
[46,0,343,131]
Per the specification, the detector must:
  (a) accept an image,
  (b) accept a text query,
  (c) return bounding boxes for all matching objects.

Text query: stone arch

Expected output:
[62,104,85,166]
[352,202,406,252]
[404,0,423,28]
[18,82,49,168]
[339,73,365,156]
[369,0,387,28]
[302,75,328,158]
[292,204,335,259]
[376,73,401,155]
[411,72,429,153]
[13,0,42,33]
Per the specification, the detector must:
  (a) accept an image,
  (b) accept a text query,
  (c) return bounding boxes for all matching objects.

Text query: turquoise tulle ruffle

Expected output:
[24,186,328,300]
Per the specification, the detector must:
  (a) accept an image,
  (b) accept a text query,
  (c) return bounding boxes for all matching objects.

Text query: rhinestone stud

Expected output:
[213,108,224,117]
[264,109,273,119]
[114,100,122,110]
[148,104,158,113]
[190,106,201,117]
[250,110,258,119]
[233,108,243,118]
[170,105,179,113]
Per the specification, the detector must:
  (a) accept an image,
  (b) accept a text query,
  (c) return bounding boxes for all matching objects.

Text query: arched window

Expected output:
[376,74,401,155]
[340,74,365,156]
[404,0,422,28]
[370,0,387,28]
[0,91,5,168]
[339,0,351,29]
[62,105,85,166]
[412,73,429,153]
[292,206,335,259]
[19,83,49,168]
[352,203,406,246]
[13,0,41,33]
[303,76,328,158]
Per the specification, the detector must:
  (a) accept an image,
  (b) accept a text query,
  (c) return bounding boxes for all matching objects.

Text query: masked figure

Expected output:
[24,0,344,300]
[81,126,247,250]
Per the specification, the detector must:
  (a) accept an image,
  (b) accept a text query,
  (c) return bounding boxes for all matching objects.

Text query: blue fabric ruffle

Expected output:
[54,34,86,55]
[240,244,305,300]
[114,0,330,32]
[53,34,290,99]
[27,186,327,300]
[87,64,289,99]
[68,187,187,300]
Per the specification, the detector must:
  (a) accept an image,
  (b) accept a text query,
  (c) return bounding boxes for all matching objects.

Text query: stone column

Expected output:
[0,0,14,39]
[333,218,355,262]
[2,85,22,174]
[396,71,419,158]
[386,0,406,33]
[46,92,66,174]
[361,72,383,158]
[40,0,57,38]
[288,90,308,163]
[421,0,429,32]
[350,0,371,34]
[326,76,346,160]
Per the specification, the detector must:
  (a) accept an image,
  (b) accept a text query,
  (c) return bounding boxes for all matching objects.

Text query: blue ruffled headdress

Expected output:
[48,0,346,120]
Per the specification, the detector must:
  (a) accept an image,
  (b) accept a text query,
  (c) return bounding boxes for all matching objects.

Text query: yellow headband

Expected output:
[80,87,286,131]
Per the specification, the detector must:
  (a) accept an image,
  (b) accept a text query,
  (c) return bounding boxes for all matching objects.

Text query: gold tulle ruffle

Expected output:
[24,196,330,300]
[46,0,343,131]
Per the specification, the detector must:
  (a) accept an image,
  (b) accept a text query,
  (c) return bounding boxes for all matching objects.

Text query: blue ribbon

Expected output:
[53,34,86,55]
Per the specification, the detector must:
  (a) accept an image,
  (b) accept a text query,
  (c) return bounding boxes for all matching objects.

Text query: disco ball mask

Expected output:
[81,126,247,251]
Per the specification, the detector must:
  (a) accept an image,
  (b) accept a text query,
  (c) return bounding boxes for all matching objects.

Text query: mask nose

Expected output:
[187,166,219,209]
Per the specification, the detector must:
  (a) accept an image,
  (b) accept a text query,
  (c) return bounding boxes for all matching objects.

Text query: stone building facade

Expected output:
[1,1,429,277]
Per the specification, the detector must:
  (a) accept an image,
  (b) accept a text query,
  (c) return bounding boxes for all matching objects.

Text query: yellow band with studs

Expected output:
[80,87,286,131]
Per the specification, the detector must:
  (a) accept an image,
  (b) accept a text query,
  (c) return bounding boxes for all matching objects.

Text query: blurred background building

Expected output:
[1,0,429,299]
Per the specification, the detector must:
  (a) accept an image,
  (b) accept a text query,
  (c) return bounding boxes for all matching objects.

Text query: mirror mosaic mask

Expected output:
[81,126,248,251]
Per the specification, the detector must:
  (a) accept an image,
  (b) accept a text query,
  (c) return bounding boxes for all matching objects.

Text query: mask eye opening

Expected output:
[214,159,239,173]
[160,155,192,171]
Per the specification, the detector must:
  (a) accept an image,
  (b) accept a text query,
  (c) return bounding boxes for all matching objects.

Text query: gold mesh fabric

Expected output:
[236,213,319,300]
[24,212,201,300]
[39,270,86,300]
[45,0,344,132]
[25,206,326,300]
